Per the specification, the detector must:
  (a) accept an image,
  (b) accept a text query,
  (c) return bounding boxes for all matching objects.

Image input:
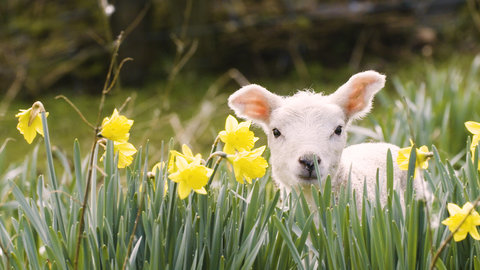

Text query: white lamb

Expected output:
[228,70,421,208]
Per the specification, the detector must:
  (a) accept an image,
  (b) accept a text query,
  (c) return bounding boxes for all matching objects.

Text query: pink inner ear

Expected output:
[346,77,376,116]
[232,91,270,121]
[246,98,269,119]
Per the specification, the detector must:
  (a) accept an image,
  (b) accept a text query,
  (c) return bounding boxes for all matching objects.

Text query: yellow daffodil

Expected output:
[227,146,268,184]
[168,156,212,199]
[99,109,133,143]
[114,141,137,168]
[397,140,432,172]
[151,162,168,195]
[441,202,480,242]
[219,115,258,154]
[101,141,137,168]
[168,144,202,174]
[465,121,480,170]
[15,101,49,144]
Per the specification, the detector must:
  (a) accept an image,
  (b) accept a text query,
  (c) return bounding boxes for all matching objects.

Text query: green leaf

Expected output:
[41,112,66,238]
[272,216,303,269]
[20,217,41,270]
[386,149,394,208]
[73,139,84,198]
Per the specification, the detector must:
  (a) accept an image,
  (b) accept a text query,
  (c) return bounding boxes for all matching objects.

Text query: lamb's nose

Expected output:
[298,155,320,173]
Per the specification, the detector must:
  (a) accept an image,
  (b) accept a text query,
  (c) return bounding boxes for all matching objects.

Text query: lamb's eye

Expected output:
[334,125,342,135]
[272,128,281,138]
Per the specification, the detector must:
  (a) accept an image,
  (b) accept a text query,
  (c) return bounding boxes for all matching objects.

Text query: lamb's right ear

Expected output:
[228,84,282,124]
[329,70,386,121]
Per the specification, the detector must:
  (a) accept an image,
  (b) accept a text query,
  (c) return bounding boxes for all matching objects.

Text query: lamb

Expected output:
[228,70,416,207]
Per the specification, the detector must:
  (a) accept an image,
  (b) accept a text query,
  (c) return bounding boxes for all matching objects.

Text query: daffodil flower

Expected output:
[168,156,212,199]
[99,109,133,143]
[168,144,202,174]
[101,141,137,168]
[151,162,168,195]
[114,141,137,168]
[465,121,480,170]
[15,101,49,144]
[441,202,480,242]
[219,115,258,154]
[397,140,432,173]
[227,146,268,184]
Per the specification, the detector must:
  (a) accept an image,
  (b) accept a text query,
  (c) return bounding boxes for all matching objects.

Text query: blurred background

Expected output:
[1,0,480,163]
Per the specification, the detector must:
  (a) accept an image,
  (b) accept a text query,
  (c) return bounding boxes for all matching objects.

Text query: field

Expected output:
[1,53,480,269]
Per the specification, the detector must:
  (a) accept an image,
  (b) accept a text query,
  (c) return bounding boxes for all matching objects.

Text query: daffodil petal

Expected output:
[469,227,480,240]
[447,203,462,216]
[16,108,40,144]
[194,187,207,195]
[453,231,468,242]
[473,213,480,226]
[396,146,411,171]
[22,125,37,144]
[182,144,194,158]
[466,121,480,135]
[251,145,266,156]
[177,182,191,200]
[471,135,480,152]
[462,202,474,213]
[225,115,238,132]
[238,120,252,129]
[441,217,453,227]
[175,156,189,171]
[168,171,181,183]
[223,144,236,155]
[33,116,45,136]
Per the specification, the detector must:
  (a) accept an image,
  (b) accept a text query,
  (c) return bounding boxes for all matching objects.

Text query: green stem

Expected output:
[206,136,221,167]
[206,151,227,167]
[73,137,98,270]
[207,157,224,187]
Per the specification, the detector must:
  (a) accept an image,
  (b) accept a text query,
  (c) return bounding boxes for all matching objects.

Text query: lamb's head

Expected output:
[228,71,386,190]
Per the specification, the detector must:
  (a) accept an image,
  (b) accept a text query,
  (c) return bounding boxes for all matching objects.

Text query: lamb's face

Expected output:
[266,94,347,187]
[228,70,386,191]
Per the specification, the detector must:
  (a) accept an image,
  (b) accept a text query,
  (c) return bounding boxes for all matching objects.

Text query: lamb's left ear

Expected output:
[329,70,386,121]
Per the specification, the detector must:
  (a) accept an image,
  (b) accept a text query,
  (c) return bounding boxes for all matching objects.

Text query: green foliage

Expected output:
[0,122,479,269]
[365,56,480,159]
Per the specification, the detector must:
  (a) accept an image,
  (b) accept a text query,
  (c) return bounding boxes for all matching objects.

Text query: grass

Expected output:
[1,54,480,268]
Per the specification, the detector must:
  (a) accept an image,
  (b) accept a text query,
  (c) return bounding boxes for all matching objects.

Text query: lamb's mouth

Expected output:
[297,175,319,182]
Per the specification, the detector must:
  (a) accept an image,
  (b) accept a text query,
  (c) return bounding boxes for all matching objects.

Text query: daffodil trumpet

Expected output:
[396,140,433,178]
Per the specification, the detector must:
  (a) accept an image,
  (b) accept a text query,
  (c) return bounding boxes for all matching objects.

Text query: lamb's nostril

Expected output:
[299,158,315,173]
[298,154,321,175]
